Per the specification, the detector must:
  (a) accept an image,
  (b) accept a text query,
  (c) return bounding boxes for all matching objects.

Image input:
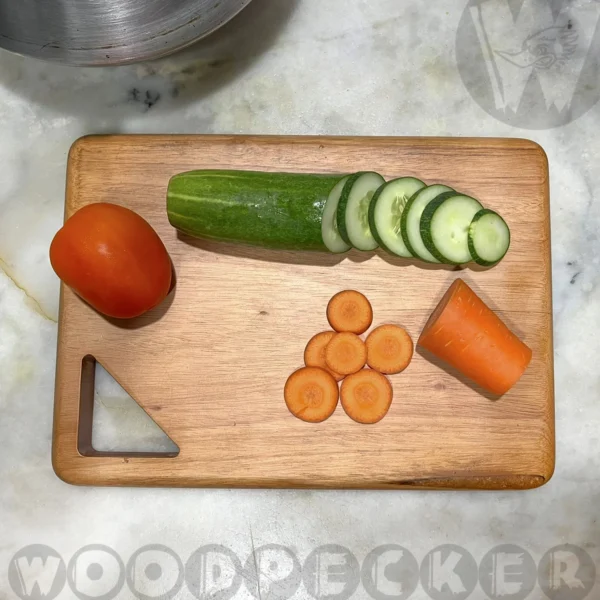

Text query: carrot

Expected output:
[325,332,367,376]
[418,278,533,396]
[340,369,393,424]
[366,324,414,374]
[327,290,373,334]
[284,367,339,423]
[304,331,345,381]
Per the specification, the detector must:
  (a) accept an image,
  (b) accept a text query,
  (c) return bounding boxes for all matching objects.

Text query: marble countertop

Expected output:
[1,1,599,599]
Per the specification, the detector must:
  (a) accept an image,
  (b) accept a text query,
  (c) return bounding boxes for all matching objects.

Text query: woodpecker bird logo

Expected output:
[457,0,600,128]
[495,23,579,70]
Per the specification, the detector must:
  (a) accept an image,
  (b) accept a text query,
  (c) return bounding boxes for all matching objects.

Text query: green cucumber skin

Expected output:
[400,185,451,260]
[468,209,511,266]
[399,191,418,257]
[369,178,426,257]
[167,170,345,251]
[368,183,394,253]
[419,191,461,264]
[336,172,366,247]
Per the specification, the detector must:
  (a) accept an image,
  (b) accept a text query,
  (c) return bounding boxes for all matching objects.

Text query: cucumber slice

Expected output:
[322,176,352,253]
[337,172,385,251]
[401,184,453,263]
[420,192,483,264]
[368,177,425,257]
[468,209,510,266]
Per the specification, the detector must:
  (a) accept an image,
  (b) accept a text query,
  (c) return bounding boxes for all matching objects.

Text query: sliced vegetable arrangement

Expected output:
[285,280,533,424]
[167,170,511,266]
[284,290,414,424]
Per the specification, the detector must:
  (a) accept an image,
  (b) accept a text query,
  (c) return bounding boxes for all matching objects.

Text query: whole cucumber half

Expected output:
[167,170,346,251]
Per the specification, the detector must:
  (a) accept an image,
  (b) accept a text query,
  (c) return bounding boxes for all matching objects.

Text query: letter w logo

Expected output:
[470,0,600,114]
[14,556,61,597]
[8,546,66,600]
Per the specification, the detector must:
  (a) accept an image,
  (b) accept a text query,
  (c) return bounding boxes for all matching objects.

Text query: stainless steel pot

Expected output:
[0,0,252,66]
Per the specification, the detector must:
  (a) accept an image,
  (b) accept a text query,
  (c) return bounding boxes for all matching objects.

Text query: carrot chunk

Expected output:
[366,325,414,374]
[327,290,373,334]
[284,367,339,423]
[340,369,393,424]
[304,331,345,381]
[418,278,533,395]
[325,332,367,375]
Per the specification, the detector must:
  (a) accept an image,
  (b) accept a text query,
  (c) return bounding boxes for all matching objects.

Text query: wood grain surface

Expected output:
[53,135,554,489]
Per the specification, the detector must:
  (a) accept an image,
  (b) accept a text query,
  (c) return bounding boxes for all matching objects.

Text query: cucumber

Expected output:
[167,170,346,251]
[420,192,483,264]
[468,209,510,266]
[368,177,425,257]
[401,184,453,263]
[322,176,352,253]
[337,172,385,251]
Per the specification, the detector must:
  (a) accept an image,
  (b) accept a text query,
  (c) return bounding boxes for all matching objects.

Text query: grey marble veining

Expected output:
[1,1,599,599]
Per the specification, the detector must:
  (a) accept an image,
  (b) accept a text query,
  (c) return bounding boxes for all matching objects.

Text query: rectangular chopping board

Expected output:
[53,135,554,489]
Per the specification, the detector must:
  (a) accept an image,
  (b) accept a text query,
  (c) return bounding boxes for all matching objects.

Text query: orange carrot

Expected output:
[304,331,345,381]
[284,367,339,423]
[327,290,373,334]
[325,332,367,376]
[418,278,532,396]
[366,324,414,374]
[340,369,393,424]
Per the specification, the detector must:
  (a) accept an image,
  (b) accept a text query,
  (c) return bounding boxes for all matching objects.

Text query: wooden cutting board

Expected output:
[53,135,554,489]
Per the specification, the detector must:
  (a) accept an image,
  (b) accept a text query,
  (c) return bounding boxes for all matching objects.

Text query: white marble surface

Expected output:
[1,0,599,598]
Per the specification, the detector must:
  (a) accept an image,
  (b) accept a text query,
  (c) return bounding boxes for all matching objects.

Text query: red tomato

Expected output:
[50,203,172,319]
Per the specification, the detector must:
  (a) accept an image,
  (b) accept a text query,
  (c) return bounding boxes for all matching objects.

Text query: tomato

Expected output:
[50,203,172,319]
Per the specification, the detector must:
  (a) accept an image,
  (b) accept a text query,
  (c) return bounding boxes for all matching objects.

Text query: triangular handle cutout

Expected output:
[78,355,179,458]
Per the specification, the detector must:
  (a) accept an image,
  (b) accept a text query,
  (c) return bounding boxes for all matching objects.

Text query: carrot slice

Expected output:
[366,324,414,374]
[418,278,533,396]
[304,331,345,381]
[340,369,393,424]
[284,367,339,423]
[327,290,373,334]
[324,332,367,375]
